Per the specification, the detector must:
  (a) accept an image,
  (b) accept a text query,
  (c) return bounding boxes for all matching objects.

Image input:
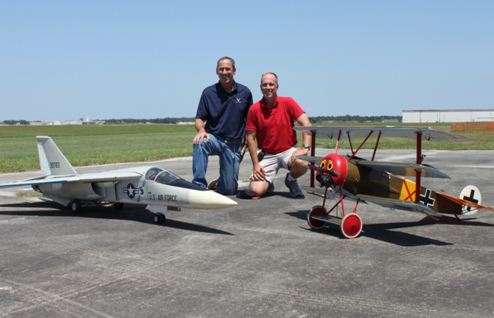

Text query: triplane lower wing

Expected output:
[296,126,494,239]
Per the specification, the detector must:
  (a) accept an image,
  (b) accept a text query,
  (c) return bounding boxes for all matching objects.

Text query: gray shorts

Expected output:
[257,147,297,183]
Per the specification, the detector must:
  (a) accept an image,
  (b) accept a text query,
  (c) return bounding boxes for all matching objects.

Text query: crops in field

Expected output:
[0,123,493,173]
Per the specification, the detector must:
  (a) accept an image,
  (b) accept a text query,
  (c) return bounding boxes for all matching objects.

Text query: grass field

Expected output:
[0,124,195,173]
[0,123,492,173]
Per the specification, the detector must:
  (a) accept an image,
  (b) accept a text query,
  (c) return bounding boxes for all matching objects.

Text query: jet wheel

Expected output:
[307,205,327,230]
[153,213,166,224]
[340,213,363,239]
[114,203,124,210]
[69,200,81,213]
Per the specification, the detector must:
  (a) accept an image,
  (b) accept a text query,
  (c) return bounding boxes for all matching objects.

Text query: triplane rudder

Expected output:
[296,126,494,239]
[0,136,237,224]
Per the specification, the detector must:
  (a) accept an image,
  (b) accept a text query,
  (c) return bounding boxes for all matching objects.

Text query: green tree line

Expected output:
[2,115,401,125]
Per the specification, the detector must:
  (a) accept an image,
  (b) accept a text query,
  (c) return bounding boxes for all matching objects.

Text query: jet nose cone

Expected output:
[189,190,237,209]
[209,191,238,208]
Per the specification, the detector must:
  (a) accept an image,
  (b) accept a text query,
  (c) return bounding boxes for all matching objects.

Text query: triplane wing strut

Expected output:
[298,126,457,192]
[296,126,493,239]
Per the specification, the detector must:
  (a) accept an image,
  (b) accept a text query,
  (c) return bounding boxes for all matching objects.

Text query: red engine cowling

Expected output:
[317,153,348,186]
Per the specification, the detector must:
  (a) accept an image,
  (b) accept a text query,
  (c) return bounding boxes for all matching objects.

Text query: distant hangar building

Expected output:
[402,108,494,123]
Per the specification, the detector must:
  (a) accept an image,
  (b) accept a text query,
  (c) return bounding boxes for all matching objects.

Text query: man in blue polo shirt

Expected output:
[192,56,253,195]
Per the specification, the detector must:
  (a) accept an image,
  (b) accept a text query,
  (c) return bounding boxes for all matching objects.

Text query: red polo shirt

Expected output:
[246,96,305,154]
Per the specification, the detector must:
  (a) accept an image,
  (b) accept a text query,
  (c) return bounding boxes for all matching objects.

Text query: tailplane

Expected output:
[37,136,77,176]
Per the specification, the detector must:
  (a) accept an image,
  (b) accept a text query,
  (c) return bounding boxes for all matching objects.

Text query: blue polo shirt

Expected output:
[196,82,253,140]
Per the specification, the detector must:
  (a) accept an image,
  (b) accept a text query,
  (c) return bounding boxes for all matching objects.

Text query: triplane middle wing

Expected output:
[296,126,494,239]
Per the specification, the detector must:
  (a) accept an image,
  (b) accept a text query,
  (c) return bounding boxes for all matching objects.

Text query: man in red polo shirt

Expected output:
[244,72,312,198]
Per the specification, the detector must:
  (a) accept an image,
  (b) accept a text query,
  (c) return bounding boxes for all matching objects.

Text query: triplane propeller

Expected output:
[296,126,494,239]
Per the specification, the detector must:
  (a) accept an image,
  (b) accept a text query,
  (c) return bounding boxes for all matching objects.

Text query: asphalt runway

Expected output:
[1,149,494,317]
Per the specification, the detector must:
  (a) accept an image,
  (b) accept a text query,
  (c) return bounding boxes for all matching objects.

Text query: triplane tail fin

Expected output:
[36,136,77,176]
[459,185,482,215]
[435,185,494,216]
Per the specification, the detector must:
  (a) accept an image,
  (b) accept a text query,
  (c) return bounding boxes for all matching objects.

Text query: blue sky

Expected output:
[1,1,493,121]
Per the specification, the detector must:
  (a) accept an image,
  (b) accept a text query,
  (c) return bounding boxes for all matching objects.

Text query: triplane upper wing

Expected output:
[295,125,493,239]
[297,126,458,141]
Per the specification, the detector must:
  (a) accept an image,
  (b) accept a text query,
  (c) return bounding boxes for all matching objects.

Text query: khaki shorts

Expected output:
[255,147,297,183]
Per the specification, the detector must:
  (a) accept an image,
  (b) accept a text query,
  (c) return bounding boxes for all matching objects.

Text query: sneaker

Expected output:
[266,182,275,195]
[236,190,260,200]
[207,179,218,190]
[284,173,305,199]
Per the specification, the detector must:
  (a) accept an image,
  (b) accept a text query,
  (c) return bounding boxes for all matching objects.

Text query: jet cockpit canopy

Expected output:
[145,167,205,190]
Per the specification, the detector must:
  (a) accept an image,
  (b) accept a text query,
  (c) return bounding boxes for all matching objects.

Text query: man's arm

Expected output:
[297,113,312,146]
[240,141,248,161]
[291,113,312,161]
[193,118,208,144]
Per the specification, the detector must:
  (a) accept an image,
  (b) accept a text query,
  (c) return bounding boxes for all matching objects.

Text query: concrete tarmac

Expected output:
[1,149,494,317]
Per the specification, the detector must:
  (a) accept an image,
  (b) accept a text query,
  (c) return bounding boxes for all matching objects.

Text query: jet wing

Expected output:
[0,171,143,189]
[296,126,457,141]
[0,177,78,188]
[75,170,143,183]
[357,161,450,178]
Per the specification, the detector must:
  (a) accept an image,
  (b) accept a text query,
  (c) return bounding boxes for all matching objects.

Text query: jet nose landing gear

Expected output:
[153,213,166,224]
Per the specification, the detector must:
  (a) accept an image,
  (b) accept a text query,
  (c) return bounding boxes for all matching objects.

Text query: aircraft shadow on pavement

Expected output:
[285,210,494,246]
[0,201,233,236]
[358,217,493,246]
[236,190,297,200]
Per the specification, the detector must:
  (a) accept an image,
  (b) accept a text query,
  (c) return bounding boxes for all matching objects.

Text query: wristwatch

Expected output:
[303,144,311,150]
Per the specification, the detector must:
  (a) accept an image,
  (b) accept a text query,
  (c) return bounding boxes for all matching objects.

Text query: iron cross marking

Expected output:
[462,189,478,212]
[419,189,435,207]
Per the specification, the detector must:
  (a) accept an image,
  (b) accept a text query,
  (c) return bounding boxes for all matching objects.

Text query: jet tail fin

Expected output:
[36,136,77,176]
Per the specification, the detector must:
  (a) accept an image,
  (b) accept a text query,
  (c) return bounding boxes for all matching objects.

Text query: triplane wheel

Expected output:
[307,205,327,230]
[340,213,363,239]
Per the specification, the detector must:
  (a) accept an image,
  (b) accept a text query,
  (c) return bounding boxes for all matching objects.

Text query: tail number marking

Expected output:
[50,162,60,169]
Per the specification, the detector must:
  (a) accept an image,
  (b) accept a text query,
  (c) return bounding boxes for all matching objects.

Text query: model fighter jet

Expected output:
[296,126,494,239]
[0,136,237,223]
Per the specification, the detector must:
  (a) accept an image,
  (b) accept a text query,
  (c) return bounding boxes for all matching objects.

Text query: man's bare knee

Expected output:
[289,160,309,178]
[249,180,269,196]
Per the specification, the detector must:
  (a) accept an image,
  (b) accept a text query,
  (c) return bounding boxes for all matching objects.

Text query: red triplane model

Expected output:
[296,126,494,239]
